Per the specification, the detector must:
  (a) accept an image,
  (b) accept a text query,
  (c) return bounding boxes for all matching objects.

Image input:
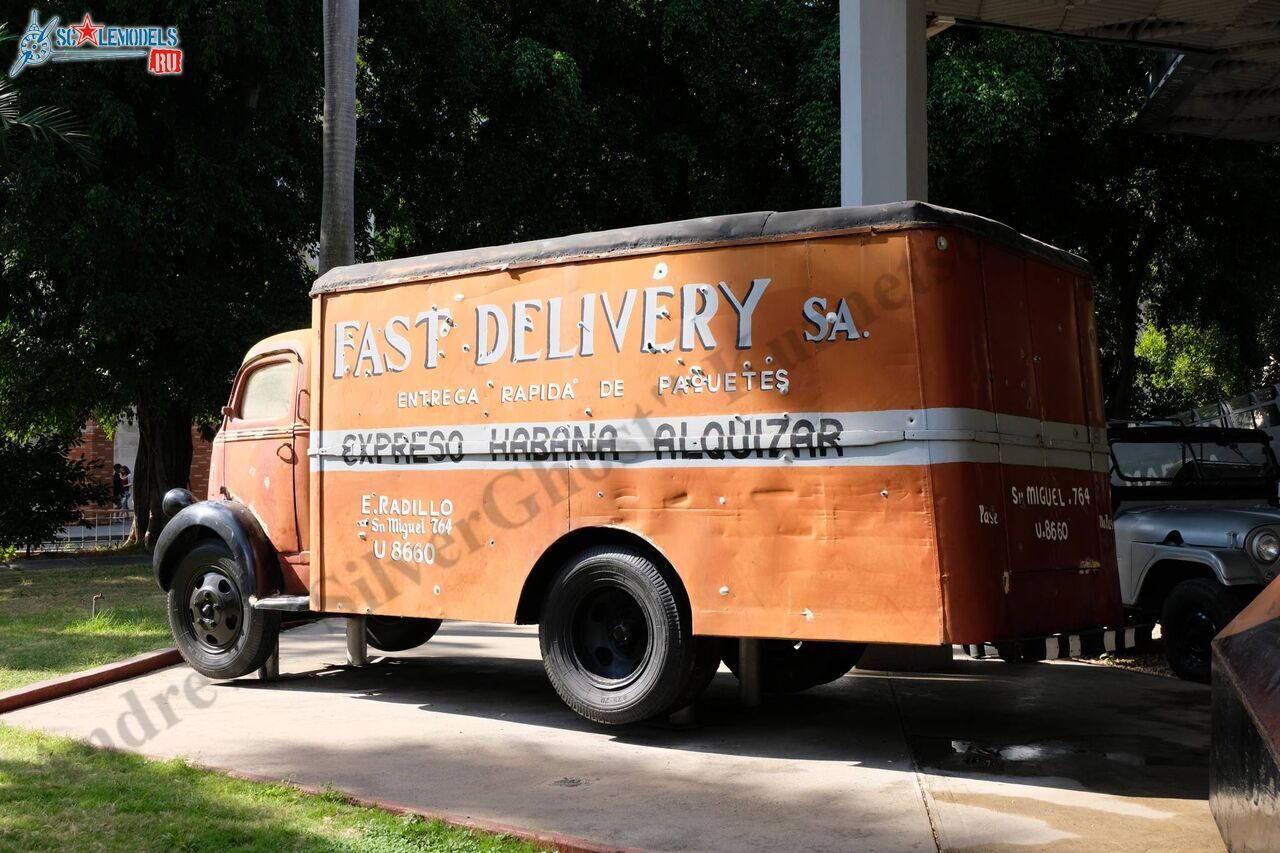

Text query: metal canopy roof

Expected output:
[925,1,1280,141]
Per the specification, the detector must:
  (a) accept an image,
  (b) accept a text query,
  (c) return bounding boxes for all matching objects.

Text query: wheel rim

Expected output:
[569,585,651,685]
[185,569,243,652]
[1176,608,1217,670]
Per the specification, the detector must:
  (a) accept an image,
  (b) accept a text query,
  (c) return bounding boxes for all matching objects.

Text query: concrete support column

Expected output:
[346,616,368,666]
[840,0,928,206]
[257,644,280,681]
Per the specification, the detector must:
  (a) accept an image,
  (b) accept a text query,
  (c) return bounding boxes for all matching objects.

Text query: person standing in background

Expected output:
[112,464,123,508]
[119,465,133,513]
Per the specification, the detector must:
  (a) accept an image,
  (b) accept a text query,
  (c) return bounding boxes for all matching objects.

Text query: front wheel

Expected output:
[539,546,708,725]
[167,541,280,680]
[365,616,442,652]
[1160,578,1243,683]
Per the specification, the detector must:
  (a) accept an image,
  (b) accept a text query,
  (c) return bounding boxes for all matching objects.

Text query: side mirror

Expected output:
[221,405,235,418]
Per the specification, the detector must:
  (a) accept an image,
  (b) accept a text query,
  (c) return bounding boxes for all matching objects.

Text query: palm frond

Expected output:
[0,77,95,165]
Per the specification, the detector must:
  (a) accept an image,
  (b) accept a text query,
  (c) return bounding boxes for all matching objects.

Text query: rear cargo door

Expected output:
[981,247,1102,577]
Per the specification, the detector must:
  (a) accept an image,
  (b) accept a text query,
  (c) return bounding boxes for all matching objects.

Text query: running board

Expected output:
[251,594,311,612]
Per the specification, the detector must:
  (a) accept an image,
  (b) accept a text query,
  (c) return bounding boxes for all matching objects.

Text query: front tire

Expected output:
[365,616,442,652]
[1161,578,1243,683]
[167,541,279,680]
[539,546,705,725]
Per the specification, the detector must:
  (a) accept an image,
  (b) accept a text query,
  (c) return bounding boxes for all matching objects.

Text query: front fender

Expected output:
[153,499,277,597]
[1133,542,1264,593]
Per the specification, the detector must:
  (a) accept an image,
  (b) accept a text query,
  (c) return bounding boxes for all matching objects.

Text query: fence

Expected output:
[43,508,134,552]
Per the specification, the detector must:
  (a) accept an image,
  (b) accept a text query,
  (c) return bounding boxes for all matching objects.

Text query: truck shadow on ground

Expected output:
[223,624,1211,804]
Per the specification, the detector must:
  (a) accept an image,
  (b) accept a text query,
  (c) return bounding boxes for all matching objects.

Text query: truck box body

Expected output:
[305,202,1121,646]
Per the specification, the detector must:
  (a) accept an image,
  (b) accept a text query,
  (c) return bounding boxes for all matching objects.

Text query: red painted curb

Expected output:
[0,647,182,715]
[212,766,635,853]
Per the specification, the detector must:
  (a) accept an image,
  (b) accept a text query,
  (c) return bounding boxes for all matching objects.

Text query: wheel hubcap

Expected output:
[571,586,650,681]
[187,570,242,650]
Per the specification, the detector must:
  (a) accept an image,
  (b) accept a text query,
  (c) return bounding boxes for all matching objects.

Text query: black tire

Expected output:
[666,637,722,713]
[1160,578,1243,683]
[722,639,866,694]
[994,638,1048,664]
[539,546,702,725]
[167,541,280,680]
[365,616,442,652]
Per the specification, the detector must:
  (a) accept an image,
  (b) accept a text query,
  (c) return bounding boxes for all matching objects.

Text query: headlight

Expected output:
[1250,529,1280,564]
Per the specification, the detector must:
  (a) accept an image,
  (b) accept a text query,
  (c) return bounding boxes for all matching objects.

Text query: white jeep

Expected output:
[1109,424,1280,681]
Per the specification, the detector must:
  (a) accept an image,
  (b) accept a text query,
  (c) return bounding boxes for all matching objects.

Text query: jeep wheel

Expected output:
[365,616,442,652]
[168,541,280,680]
[539,546,708,725]
[1160,578,1243,683]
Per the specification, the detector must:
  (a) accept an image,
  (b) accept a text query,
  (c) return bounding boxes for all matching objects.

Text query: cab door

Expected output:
[221,354,303,554]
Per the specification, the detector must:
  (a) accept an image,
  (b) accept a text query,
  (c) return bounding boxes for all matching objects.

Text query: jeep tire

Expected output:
[1160,578,1243,683]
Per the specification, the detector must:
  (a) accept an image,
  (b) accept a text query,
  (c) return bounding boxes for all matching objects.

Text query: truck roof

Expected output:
[310,201,1091,296]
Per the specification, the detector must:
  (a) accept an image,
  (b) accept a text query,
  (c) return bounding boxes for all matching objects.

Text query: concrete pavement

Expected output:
[3,621,1222,852]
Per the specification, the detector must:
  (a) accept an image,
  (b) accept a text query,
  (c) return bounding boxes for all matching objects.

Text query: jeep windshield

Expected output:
[1109,425,1280,503]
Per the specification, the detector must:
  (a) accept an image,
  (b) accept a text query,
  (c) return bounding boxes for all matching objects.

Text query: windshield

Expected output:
[1111,436,1277,486]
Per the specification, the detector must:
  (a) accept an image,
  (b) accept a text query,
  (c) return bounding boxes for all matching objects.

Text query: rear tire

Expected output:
[365,616,442,652]
[1160,578,1242,683]
[539,546,702,725]
[994,638,1048,664]
[167,541,279,680]
[722,639,866,693]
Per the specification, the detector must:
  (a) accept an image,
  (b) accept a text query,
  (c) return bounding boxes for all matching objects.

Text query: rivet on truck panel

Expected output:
[719,586,730,596]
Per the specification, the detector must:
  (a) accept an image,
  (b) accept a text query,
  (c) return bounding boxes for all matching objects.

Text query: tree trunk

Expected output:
[319,0,359,276]
[1103,228,1161,418]
[134,397,193,549]
[1106,292,1142,418]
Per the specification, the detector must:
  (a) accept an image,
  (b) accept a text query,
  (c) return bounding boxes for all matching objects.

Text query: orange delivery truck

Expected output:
[154,202,1121,724]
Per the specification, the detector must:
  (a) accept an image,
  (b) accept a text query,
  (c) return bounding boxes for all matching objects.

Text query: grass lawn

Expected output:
[0,564,171,692]
[0,725,543,852]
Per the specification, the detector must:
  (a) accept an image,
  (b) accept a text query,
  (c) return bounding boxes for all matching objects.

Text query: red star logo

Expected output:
[70,13,103,47]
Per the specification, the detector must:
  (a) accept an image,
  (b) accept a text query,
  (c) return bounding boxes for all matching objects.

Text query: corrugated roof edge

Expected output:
[310,200,1091,296]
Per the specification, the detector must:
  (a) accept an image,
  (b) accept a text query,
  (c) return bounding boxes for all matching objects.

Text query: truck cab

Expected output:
[1110,423,1280,681]
[209,331,312,592]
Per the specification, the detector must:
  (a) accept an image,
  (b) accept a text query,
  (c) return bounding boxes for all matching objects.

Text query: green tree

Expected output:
[1132,323,1250,416]
[358,0,834,258]
[799,26,1280,417]
[0,435,109,556]
[0,1,320,543]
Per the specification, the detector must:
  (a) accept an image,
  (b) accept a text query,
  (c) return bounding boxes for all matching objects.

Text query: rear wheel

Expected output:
[722,639,866,693]
[994,638,1048,664]
[1161,578,1243,683]
[365,616,441,652]
[539,546,706,725]
[167,541,279,680]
